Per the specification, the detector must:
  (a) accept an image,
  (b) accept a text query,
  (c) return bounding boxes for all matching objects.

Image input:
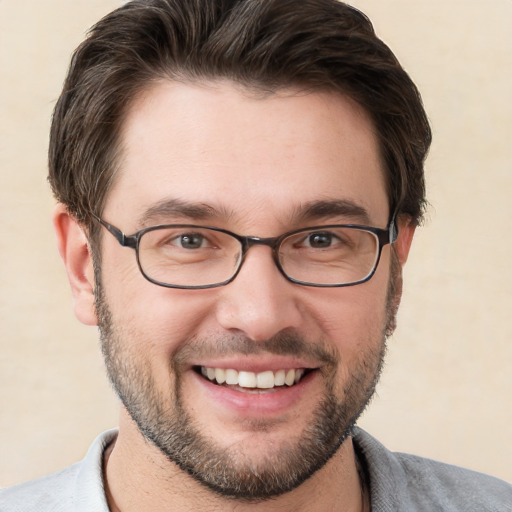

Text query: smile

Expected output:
[199,366,308,389]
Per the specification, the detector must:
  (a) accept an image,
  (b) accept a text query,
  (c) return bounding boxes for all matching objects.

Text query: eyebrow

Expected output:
[138,198,229,227]
[295,199,371,225]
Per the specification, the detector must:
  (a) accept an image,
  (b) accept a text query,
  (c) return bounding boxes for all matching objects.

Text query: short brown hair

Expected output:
[49,0,431,232]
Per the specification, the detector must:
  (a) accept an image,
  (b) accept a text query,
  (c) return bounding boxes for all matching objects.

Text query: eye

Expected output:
[169,232,209,249]
[304,231,338,249]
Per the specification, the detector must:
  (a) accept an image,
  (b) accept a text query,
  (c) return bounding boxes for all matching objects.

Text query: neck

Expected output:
[104,414,368,512]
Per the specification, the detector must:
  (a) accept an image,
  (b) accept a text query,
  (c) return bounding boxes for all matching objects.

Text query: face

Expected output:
[91,81,405,500]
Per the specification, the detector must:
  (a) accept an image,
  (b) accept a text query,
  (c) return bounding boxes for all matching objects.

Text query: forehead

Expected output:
[107,80,388,230]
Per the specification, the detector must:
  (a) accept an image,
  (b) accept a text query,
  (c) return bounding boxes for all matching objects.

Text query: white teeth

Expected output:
[274,369,285,386]
[238,371,257,388]
[200,366,307,389]
[256,371,275,389]
[225,369,238,385]
[285,369,296,386]
[215,368,226,384]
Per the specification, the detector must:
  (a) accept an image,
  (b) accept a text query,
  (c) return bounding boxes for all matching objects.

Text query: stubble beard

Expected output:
[95,255,401,501]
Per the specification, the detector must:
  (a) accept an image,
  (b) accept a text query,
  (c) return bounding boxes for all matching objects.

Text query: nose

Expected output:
[215,245,303,341]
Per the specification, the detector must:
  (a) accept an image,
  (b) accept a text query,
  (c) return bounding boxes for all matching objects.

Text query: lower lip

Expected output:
[192,370,318,417]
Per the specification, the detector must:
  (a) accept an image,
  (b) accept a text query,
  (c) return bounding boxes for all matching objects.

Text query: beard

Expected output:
[95,254,401,501]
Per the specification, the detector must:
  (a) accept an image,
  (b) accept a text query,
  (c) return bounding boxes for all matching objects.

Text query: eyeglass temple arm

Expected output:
[389,212,399,244]
[90,213,137,248]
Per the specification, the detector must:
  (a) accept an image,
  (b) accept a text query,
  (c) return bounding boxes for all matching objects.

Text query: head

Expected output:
[51,0,431,503]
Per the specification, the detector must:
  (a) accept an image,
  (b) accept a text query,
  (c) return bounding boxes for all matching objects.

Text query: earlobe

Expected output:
[394,215,416,266]
[53,204,98,326]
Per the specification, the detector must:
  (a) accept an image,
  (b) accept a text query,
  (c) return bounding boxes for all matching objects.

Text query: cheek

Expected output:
[102,258,219,356]
[317,287,388,394]
[308,277,389,343]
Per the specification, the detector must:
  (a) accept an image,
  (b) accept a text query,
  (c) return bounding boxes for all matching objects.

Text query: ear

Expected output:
[394,215,416,266]
[53,204,98,326]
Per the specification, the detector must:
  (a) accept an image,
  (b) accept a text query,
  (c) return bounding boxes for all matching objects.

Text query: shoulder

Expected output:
[392,451,512,511]
[0,464,80,512]
[0,430,117,512]
[352,427,512,512]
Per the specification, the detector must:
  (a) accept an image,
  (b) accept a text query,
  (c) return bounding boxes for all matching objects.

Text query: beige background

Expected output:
[1,0,511,487]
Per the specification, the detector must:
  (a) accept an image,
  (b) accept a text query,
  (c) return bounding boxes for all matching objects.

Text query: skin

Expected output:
[54,80,415,511]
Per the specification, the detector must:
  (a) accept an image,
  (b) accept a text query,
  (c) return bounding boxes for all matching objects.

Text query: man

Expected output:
[1,0,510,510]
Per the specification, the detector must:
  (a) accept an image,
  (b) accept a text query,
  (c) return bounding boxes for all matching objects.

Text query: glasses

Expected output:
[90,213,397,289]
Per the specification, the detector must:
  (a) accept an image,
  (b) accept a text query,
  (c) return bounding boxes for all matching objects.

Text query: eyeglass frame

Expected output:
[89,212,398,289]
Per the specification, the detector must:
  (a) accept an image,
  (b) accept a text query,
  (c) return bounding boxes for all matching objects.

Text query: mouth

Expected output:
[195,366,312,391]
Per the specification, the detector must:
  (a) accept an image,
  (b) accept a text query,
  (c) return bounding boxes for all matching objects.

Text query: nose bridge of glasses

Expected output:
[242,235,282,251]
[232,235,289,289]
[238,235,283,271]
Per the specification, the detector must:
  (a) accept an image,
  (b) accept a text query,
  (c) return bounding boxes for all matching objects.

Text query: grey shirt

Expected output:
[1,428,511,511]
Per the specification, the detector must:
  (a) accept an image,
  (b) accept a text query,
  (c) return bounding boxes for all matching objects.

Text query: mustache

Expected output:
[173,329,338,367]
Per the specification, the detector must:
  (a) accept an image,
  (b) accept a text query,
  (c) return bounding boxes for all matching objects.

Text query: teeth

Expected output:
[215,368,226,384]
[256,370,275,389]
[238,371,256,388]
[225,369,238,385]
[274,369,285,386]
[199,367,307,389]
[285,369,296,386]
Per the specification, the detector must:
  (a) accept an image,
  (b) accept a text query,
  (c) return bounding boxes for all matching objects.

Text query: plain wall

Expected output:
[0,0,511,486]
